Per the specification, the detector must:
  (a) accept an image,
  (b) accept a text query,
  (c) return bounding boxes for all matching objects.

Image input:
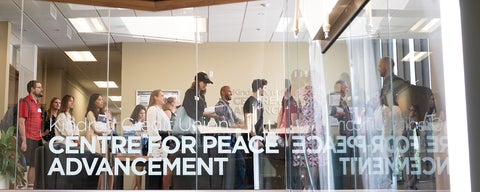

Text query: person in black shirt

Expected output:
[242,78,267,189]
[182,72,217,124]
[377,57,410,107]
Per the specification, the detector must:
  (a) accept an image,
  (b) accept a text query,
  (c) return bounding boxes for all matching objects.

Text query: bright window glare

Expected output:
[440,0,471,191]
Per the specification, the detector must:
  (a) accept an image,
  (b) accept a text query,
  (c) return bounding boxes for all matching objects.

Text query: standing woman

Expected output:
[55,95,79,139]
[183,72,217,125]
[85,93,113,189]
[146,89,170,189]
[42,97,61,142]
[161,96,178,189]
[129,104,147,190]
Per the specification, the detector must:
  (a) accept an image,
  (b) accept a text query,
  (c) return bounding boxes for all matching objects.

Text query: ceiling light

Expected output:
[409,18,427,32]
[69,17,106,33]
[420,18,440,33]
[401,51,431,62]
[93,81,118,88]
[65,51,97,62]
[108,96,122,102]
[120,16,206,42]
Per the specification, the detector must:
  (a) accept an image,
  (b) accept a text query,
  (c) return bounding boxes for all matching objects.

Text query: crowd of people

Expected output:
[15,57,440,190]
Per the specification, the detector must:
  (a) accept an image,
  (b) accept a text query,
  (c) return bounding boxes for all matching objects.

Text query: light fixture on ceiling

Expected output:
[409,18,427,32]
[420,18,440,33]
[93,81,118,88]
[65,51,97,62]
[108,96,122,102]
[69,17,106,33]
[120,16,206,42]
[409,18,440,33]
[401,51,431,62]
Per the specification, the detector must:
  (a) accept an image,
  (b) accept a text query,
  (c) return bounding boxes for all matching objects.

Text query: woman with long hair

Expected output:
[129,104,147,190]
[42,97,61,142]
[55,95,78,140]
[85,93,114,189]
[183,72,217,124]
[161,97,179,189]
[145,89,170,189]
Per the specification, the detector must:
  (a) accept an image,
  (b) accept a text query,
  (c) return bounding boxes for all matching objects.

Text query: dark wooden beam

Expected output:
[314,0,370,54]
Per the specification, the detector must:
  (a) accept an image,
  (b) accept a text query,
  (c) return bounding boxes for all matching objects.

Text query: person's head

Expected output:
[377,57,395,78]
[220,86,233,101]
[59,95,74,113]
[409,104,420,121]
[192,72,213,91]
[251,79,268,96]
[334,80,349,97]
[47,97,61,117]
[130,104,146,123]
[27,80,43,98]
[163,96,178,111]
[148,89,165,107]
[86,93,104,118]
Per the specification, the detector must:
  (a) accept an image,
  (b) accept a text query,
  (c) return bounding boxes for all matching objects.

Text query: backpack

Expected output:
[0,98,35,133]
[0,103,18,132]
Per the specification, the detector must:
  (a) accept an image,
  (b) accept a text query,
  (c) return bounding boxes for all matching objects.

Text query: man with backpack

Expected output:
[18,80,44,189]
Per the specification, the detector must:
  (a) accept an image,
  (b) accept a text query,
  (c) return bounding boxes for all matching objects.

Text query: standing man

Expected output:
[377,56,409,107]
[215,86,243,128]
[215,85,244,189]
[330,80,351,137]
[18,80,44,189]
[242,79,267,189]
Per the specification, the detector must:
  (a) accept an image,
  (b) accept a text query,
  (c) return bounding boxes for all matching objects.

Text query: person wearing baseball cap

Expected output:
[182,72,217,125]
[195,72,213,84]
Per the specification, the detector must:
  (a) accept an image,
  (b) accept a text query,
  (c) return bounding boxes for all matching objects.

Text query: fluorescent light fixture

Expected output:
[409,18,427,32]
[120,16,206,42]
[420,18,440,33]
[69,17,106,33]
[401,51,431,62]
[65,51,97,62]
[108,96,122,102]
[93,81,118,88]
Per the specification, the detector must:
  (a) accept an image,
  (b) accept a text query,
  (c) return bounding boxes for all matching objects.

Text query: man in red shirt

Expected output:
[18,80,43,189]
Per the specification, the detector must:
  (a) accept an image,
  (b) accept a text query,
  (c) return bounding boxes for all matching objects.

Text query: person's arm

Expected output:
[18,118,27,152]
[183,89,197,120]
[87,111,111,134]
[147,106,161,142]
[232,110,244,128]
[164,110,172,120]
[18,100,28,152]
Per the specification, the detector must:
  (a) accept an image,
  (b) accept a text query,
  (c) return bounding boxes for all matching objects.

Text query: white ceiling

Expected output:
[0,0,440,112]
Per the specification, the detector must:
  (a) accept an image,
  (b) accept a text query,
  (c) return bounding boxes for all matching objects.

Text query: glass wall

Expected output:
[0,0,467,190]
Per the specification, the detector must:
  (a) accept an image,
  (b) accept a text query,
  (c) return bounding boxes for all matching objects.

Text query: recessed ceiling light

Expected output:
[409,18,427,32]
[69,17,106,33]
[108,96,122,102]
[401,51,431,62]
[64,51,97,62]
[120,16,206,42]
[420,18,440,33]
[93,81,118,88]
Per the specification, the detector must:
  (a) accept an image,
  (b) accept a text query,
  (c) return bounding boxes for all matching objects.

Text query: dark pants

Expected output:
[234,150,246,189]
